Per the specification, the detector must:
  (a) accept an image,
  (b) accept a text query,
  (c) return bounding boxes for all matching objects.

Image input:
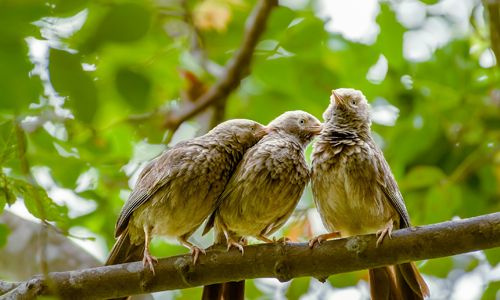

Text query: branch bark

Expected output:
[162,0,278,131]
[2,212,500,300]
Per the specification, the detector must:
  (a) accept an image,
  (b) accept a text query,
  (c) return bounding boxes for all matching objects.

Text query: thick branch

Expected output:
[163,0,278,130]
[2,213,500,300]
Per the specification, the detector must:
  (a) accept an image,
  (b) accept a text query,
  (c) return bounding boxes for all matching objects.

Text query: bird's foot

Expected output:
[273,236,292,244]
[142,251,158,275]
[376,219,394,247]
[190,245,206,264]
[227,238,245,255]
[308,232,341,248]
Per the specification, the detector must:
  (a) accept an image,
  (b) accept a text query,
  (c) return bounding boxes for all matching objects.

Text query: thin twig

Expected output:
[162,0,279,131]
[14,118,60,299]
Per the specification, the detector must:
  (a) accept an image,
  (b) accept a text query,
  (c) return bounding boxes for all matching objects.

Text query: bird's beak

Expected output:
[332,90,346,105]
[308,123,323,135]
[255,126,272,139]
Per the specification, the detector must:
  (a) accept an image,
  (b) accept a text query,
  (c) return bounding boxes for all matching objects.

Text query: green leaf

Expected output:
[115,68,152,112]
[419,257,453,278]
[484,248,500,266]
[286,277,310,300]
[261,6,296,40]
[245,280,264,300]
[95,3,151,44]
[424,183,462,224]
[0,120,16,165]
[48,49,98,123]
[280,14,327,55]
[3,181,17,206]
[51,0,90,16]
[375,4,406,68]
[12,178,68,222]
[419,0,439,4]
[0,223,9,249]
[328,270,365,288]
[0,45,42,112]
[0,189,5,215]
[402,166,446,190]
[482,280,500,300]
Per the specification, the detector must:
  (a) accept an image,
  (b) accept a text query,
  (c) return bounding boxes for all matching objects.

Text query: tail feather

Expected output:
[202,229,245,300]
[202,284,223,300]
[369,267,399,300]
[395,262,429,300]
[222,281,245,300]
[105,227,145,300]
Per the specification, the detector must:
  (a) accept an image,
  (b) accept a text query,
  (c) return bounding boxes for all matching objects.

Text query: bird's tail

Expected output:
[369,266,399,300]
[105,227,145,300]
[202,228,246,300]
[394,262,430,300]
[369,263,429,300]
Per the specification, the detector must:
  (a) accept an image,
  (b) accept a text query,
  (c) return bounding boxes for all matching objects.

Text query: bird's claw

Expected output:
[274,236,292,244]
[376,220,393,247]
[308,236,324,248]
[142,252,158,275]
[190,246,206,264]
[227,240,245,255]
[308,232,341,248]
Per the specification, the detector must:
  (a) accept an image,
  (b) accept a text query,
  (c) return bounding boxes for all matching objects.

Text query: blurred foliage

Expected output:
[0,0,499,299]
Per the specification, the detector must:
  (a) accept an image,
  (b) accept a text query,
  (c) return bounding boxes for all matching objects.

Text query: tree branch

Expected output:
[162,0,278,131]
[2,213,500,300]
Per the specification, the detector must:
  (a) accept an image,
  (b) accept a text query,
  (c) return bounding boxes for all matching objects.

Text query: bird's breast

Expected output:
[311,143,397,237]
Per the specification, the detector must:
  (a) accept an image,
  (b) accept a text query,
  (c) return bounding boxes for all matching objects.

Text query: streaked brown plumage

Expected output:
[202,110,323,300]
[310,89,429,300]
[104,119,267,300]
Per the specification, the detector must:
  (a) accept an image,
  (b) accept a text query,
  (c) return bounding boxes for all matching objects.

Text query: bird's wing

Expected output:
[202,146,260,236]
[114,144,189,238]
[203,142,308,236]
[374,147,411,228]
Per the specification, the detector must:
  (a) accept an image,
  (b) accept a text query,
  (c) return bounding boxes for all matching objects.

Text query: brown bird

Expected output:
[309,89,429,300]
[202,110,323,300]
[104,119,268,299]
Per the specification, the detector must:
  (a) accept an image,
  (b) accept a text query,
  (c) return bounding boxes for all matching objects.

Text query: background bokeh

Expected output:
[1,0,500,299]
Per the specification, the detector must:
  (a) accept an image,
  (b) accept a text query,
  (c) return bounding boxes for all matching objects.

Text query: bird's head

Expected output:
[212,119,268,147]
[323,88,371,132]
[267,110,323,148]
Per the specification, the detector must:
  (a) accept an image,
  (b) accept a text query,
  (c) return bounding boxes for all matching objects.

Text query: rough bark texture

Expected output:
[2,213,499,300]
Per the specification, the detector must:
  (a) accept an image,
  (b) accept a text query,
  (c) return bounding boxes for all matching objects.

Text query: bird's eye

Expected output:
[299,119,305,124]
[351,101,357,106]
[250,126,254,131]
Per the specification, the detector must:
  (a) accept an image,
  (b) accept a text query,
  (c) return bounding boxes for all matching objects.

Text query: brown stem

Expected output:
[162,0,279,131]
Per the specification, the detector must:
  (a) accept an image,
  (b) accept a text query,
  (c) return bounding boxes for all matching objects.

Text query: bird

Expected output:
[104,119,268,299]
[309,89,430,300]
[201,110,323,300]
